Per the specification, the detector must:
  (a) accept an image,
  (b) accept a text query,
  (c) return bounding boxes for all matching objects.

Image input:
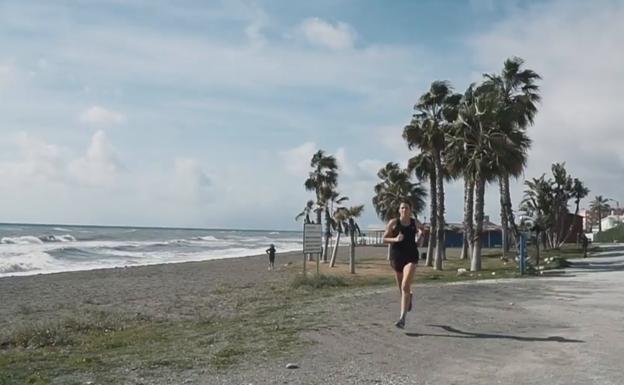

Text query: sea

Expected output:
[0,223,303,278]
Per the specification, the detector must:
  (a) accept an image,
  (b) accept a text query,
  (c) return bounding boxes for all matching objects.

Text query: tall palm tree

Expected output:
[407,153,437,266]
[304,150,338,262]
[483,57,541,251]
[590,195,611,233]
[448,82,526,271]
[334,205,364,273]
[403,81,461,270]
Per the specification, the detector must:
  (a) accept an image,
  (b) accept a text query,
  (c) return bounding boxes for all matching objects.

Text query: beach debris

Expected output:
[286,363,299,369]
[491,272,496,276]
[509,302,514,306]
[457,268,467,276]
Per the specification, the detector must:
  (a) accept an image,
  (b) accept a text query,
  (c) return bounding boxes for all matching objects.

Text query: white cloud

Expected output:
[298,17,356,50]
[335,147,354,176]
[0,63,16,89]
[0,133,64,183]
[357,159,385,180]
[279,142,317,176]
[471,0,624,213]
[375,124,413,165]
[68,130,122,186]
[171,158,212,204]
[79,105,126,126]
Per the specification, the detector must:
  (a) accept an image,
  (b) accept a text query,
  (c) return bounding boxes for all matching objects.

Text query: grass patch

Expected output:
[291,273,348,289]
[0,282,327,384]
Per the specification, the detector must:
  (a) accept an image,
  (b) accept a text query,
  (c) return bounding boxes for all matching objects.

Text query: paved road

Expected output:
[214,245,624,385]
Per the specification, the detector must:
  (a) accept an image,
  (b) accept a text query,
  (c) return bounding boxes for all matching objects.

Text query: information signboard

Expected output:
[303,223,322,254]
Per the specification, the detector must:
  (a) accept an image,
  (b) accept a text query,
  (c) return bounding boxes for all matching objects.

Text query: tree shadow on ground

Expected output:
[405,324,583,343]
[568,259,624,272]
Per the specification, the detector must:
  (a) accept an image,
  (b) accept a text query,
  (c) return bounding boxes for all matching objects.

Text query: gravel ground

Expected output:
[211,246,624,385]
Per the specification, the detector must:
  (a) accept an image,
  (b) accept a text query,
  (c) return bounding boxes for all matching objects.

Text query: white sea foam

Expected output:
[1,236,44,245]
[53,227,72,232]
[0,237,303,278]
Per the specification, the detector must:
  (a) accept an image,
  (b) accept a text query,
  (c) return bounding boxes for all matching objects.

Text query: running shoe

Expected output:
[394,318,405,329]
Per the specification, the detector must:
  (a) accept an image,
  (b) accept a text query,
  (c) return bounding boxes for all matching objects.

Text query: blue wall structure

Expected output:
[426,229,502,248]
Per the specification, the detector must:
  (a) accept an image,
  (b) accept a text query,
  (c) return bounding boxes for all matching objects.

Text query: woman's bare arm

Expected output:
[383,219,403,243]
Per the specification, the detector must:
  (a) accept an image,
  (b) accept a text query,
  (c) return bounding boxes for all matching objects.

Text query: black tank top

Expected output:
[390,218,418,259]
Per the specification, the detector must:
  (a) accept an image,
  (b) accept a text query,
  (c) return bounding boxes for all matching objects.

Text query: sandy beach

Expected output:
[0,246,337,328]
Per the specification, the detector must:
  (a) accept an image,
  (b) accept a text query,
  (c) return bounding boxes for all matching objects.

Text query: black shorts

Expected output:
[389,252,418,273]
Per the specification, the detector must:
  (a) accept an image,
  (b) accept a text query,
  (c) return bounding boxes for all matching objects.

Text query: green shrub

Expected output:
[594,224,624,243]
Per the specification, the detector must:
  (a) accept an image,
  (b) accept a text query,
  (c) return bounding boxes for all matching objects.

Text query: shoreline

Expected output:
[0,246,306,279]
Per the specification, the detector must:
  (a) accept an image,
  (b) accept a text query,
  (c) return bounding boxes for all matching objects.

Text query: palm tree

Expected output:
[521,175,554,265]
[403,81,461,270]
[448,82,526,271]
[372,162,426,221]
[559,178,589,247]
[549,163,573,247]
[295,200,316,224]
[590,195,611,233]
[482,57,541,251]
[329,193,349,267]
[304,150,338,262]
[407,153,437,266]
[335,205,365,273]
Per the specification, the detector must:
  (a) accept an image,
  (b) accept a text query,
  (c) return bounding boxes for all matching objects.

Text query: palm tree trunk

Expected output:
[433,152,445,271]
[349,220,356,274]
[535,230,541,264]
[558,201,580,248]
[471,177,485,272]
[426,173,436,267]
[330,231,341,267]
[503,174,519,248]
[460,177,473,260]
[598,207,602,232]
[323,207,331,262]
[499,177,509,257]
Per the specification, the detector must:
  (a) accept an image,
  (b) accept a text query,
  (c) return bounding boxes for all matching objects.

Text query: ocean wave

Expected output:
[1,236,44,245]
[1,234,77,244]
[194,235,219,241]
[53,227,72,232]
[0,263,32,274]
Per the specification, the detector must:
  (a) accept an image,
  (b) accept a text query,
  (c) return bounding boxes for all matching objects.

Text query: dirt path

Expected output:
[216,246,624,385]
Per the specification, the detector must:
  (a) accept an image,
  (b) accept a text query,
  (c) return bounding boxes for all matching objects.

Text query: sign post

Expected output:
[303,223,322,276]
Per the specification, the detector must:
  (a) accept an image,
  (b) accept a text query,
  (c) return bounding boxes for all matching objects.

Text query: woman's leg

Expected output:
[394,271,403,295]
[399,262,416,320]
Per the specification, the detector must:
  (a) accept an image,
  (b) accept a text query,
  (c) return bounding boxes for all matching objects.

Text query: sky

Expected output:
[0,0,623,231]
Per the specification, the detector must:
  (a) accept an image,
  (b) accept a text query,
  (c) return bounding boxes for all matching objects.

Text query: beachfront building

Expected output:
[363,217,503,248]
[420,216,503,248]
[582,206,624,232]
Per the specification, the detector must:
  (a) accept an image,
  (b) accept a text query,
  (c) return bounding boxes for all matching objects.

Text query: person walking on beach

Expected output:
[266,244,276,271]
[383,201,423,329]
